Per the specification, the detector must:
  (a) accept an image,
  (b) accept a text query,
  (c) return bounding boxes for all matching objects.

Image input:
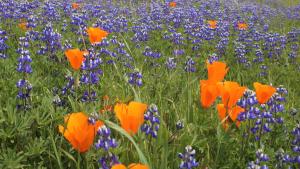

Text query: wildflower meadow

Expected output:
[0,0,300,169]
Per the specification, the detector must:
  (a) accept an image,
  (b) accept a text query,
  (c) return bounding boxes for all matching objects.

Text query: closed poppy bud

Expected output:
[87,27,108,44]
[58,112,103,153]
[238,22,248,30]
[217,104,229,130]
[208,20,217,29]
[253,82,276,104]
[169,2,176,7]
[18,22,28,31]
[103,95,110,101]
[65,48,85,70]
[72,3,80,9]
[114,101,148,135]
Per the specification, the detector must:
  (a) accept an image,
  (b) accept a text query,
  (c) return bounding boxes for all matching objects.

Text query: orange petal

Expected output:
[200,80,219,108]
[218,81,246,108]
[254,82,276,104]
[111,164,127,169]
[114,101,147,135]
[207,61,229,83]
[65,49,85,70]
[87,27,108,44]
[127,102,148,134]
[59,112,102,153]
[128,163,149,169]
[217,104,226,121]
[169,2,176,7]
[229,106,244,122]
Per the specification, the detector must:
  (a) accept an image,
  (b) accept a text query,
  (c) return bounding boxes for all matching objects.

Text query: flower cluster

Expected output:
[247,149,270,169]
[95,124,119,169]
[80,48,103,102]
[184,57,196,72]
[16,37,32,110]
[128,69,143,87]
[178,145,199,169]
[141,104,160,138]
[38,23,62,59]
[0,29,8,59]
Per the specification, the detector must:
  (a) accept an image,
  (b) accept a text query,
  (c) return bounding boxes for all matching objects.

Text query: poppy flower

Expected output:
[72,3,80,9]
[65,48,85,70]
[86,27,108,44]
[217,104,244,129]
[237,22,248,30]
[128,163,149,169]
[18,22,28,31]
[253,82,276,104]
[200,80,220,108]
[169,2,176,7]
[207,61,229,83]
[208,20,217,29]
[58,112,103,153]
[218,81,246,108]
[111,163,149,169]
[114,101,148,135]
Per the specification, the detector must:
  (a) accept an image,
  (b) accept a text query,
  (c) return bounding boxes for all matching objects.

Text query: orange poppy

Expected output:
[114,101,148,135]
[253,82,276,104]
[208,20,217,29]
[65,48,85,70]
[128,163,149,169]
[86,27,108,44]
[207,61,229,83]
[72,3,80,9]
[18,22,28,31]
[217,104,244,129]
[58,112,103,153]
[111,163,149,169]
[237,22,248,30]
[218,81,246,108]
[169,2,176,7]
[200,80,220,108]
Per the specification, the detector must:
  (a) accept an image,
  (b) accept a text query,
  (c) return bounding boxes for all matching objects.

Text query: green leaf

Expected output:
[104,120,150,167]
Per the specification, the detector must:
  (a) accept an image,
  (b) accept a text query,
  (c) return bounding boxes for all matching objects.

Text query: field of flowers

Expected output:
[0,0,300,168]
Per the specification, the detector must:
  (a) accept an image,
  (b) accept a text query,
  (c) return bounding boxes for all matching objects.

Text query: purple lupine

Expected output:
[128,69,143,87]
[95,125,119,169]
[80,48,103,102]
[16,37,32,110]
[38,23,62,60]
[178,145,199,169]
[165,57,177,70]
[247,149,270,169]
[141,104,160,138]
[184,57,196,73]
[0,29,8,59]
